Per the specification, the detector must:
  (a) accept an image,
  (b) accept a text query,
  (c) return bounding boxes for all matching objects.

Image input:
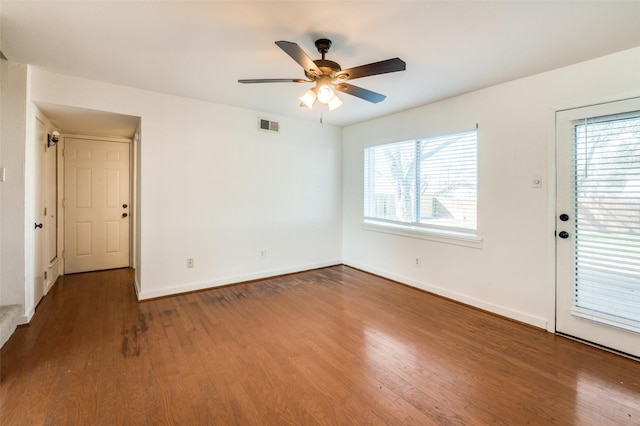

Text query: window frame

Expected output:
[362,129,482,249]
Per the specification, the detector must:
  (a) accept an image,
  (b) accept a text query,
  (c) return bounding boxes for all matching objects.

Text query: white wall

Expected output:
[29,69,343,299]
[343,47,640,331]
[0,59,28,310]
[20,46,640,327]
[0,60,57,321]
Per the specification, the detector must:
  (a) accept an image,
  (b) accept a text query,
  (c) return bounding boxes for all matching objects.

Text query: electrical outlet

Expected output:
[186,258,194,268]
[414,257,422,268]
[260,249,267,259]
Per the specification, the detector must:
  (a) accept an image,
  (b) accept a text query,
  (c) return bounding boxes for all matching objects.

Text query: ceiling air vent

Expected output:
[259,118,279,133]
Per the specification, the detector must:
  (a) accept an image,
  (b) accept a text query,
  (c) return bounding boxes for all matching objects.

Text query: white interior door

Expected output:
[64,138,130,273]
[33,118,46,303]
[556,97,640,358]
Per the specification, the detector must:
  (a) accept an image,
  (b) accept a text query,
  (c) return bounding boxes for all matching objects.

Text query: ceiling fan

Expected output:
[238,39,406,111]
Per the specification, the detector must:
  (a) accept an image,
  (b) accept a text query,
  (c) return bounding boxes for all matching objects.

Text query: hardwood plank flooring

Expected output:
[1,265,639,425]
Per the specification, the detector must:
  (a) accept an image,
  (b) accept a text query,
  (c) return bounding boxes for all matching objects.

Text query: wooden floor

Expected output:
[1,266,639,425]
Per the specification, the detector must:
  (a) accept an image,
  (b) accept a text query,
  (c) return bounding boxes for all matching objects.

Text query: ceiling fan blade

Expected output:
[275,41,322,76]
[335,58,406,80]
[238,78,309,84]
[334,83,386,103]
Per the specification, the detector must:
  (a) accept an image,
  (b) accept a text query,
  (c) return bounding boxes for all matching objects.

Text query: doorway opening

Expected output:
[34,102,141,277]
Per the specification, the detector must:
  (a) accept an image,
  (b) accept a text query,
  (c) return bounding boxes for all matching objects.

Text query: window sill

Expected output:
[362,220,483,249]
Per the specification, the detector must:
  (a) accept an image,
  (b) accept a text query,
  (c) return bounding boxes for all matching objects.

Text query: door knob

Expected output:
[558,231,569,239]
[34,223,43,229]
[122,204,128,208]
[122,213,128,218]
[559,214,569,221]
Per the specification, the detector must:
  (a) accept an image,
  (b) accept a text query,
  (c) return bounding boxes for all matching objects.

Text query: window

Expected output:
[364,130,477,234]
[572,111,640,331]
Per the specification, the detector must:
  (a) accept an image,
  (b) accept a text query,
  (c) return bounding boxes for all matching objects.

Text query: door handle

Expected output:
[122,213,128,218]
[558,231,569,239]
[34,223,43,229]
[559,214,569,221]
[122,204,128,209]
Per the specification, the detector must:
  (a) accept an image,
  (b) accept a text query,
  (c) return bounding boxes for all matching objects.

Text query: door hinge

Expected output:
[62,199,66,208]
[44,271,47,280]
[44,207,47,216]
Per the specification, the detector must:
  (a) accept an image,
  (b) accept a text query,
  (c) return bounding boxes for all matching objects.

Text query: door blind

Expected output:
[572,111,640,333]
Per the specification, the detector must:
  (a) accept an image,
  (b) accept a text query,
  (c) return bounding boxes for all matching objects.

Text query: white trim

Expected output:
[18,307,35,325]
[346,260,548,330]
[546,106,558,333]
[134,277,141,299]
[61,135,133,274]
[548,94,640,334]
[554,96,640,358]
[552,92,640,115]
[362,220,483,249]
[60,133,132,143]
[136,260,342,300]
[43,280,55,296]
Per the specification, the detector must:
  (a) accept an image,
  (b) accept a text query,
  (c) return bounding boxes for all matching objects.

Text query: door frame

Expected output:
[552,95,640,355]
[33,116,46,306]
[59,133,134,275]
[32,110,63,303]
[548,95,640,334]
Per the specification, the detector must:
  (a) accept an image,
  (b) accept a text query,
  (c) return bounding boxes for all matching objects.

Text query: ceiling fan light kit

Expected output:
[327,94,343,111]
[299,89,317,108]
[239,38,406,112]
[317,82,334,103]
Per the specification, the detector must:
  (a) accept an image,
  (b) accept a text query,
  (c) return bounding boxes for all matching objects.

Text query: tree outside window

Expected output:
[365,130,477,232]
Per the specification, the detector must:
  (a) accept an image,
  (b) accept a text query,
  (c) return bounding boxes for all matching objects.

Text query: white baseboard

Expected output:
[136,260,342,300]
[345,261,548,330]
[43,260,61,296]
[18,307,35,325]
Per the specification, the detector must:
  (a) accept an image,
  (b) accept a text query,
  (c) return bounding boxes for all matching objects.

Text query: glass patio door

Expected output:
[556,97,640,358]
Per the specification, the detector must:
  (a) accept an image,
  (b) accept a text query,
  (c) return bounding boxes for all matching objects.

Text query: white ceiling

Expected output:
[2,1,639,133]
[34,102,141,138]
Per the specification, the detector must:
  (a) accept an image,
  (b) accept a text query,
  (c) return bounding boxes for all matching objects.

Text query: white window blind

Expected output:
[364,130,477,232]
[572,111,640,332]
[365,140,417,223]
